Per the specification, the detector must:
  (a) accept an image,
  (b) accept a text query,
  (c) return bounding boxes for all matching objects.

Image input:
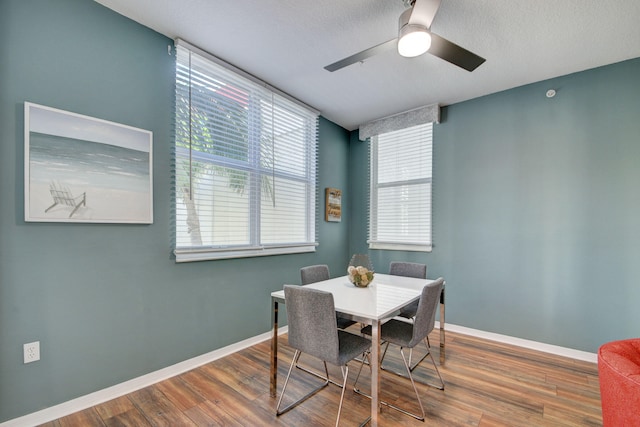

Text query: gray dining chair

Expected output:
[300,264,330,284]
[276,285,371,427]
[389,261,427,319]
[300,265,357,330]
[354,278,445,421]
[388,262,438,374]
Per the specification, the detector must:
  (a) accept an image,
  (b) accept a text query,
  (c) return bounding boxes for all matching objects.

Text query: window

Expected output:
[369,123,433,251]
[173,41,319,262]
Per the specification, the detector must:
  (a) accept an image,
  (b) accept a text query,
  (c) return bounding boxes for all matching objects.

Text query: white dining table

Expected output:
[270,273,445,427]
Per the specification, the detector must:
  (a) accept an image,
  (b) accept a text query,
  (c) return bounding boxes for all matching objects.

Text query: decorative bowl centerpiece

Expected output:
[347,254,374,287]
[348,265,374,287]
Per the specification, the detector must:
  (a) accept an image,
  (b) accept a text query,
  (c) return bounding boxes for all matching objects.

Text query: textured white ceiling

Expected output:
[94,0,640,130]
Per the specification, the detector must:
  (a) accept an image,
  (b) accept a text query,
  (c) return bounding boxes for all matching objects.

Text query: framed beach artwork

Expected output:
[24,102,153,223]
[325,187,342,222]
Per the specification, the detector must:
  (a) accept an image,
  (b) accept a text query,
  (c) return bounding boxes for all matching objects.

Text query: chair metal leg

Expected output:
[295,359,344,387]
[353,350,371,391]
[380,341,390,364]
[335,366,349,427]
[353,349,426,421]
[422,337,445,390]
[380,337,445,390]
[398,346,426,421]
[383,342,427,372]
[381,317,427,373]
[354,338,444,421]
[276,350,329,416]
[353,385,426,421]
[279,350,369,425]
[408,346,429,372]
[351,352,375,427]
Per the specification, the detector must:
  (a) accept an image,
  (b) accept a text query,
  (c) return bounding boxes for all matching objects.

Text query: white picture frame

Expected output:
[24,102,153,223]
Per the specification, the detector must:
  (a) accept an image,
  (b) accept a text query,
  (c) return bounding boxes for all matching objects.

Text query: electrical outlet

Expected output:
[23,341,40,364]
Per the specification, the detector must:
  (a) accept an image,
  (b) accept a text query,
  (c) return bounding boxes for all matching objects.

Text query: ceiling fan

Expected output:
[324,0,485,72]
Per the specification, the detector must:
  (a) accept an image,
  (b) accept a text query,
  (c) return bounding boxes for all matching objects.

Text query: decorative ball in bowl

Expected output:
[347,265,374,288]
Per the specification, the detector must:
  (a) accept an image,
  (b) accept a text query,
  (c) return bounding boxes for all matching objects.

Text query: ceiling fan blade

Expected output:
[324,38,398,72]
[408,0,441,28]
[428,32,485,71]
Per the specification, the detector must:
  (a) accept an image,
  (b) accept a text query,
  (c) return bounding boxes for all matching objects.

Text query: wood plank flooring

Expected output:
[40,328,602,426]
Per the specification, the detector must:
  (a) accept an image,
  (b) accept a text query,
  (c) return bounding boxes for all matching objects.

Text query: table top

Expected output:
[271,273,436,322]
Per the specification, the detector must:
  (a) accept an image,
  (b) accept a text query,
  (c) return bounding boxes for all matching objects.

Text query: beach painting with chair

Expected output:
[25,102,153,223]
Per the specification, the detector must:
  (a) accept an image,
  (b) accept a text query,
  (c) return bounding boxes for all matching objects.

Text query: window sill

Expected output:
[174,244,317,263]
[369,242,432,252]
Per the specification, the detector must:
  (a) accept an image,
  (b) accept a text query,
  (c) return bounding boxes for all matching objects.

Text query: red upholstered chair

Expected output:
[598,339,640,426]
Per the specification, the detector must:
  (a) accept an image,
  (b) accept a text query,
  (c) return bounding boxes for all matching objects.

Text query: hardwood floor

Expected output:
[40,329,602,426]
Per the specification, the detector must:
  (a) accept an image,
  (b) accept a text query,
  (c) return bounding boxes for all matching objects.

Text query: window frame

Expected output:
[368,122,433,252]
[173,40,319,263]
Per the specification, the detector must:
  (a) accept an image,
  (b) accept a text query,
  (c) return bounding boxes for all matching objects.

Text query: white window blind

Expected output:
[173,42,319,262]
[369,123,432,252]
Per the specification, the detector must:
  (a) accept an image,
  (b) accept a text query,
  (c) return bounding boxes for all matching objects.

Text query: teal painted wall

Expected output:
[350,57,640,354]
[0,0,350,421]
[4,0,639,422]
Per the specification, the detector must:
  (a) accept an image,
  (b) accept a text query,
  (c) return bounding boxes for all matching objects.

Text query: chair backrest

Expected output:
[284,285,341,365]
[409,278,444,348]
[389,262,427,279]
[300,264,330,285]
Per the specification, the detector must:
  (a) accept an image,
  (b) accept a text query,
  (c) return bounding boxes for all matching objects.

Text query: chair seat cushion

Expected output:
[337,330,371,366]
[361,319,414,348]
[337,316,357,330]
[398,300,419,319]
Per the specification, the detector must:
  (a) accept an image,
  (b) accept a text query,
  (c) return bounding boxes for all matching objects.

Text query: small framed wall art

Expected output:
[325,187,342,222]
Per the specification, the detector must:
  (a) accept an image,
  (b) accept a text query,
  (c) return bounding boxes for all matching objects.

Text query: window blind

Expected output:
[173,42,319,262]
[369,123,432,251]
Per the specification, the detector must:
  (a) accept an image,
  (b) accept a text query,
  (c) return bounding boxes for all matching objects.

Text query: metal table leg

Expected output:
[371,319,380,427]
[270,298,279,397]
[439,286,445,364]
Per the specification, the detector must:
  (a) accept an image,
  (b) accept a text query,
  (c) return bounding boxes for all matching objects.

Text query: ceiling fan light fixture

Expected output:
[398,24,431,57]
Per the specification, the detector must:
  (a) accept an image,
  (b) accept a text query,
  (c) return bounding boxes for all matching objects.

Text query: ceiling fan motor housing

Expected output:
[398,7,414,32]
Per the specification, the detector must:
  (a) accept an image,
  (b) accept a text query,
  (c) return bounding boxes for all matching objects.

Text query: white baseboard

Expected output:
[0,327,288,427]
[0,323,596,426]
[438,322,597,363]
